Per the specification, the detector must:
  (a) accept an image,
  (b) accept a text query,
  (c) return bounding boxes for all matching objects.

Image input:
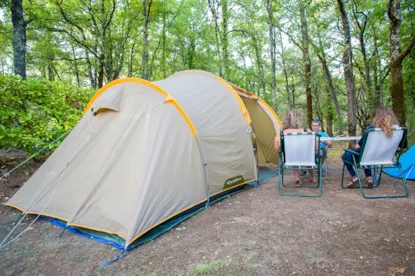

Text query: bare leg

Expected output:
[293,170,302,186]
[310,171,317,184]
[293,170,300,181]
[321,148,327,165]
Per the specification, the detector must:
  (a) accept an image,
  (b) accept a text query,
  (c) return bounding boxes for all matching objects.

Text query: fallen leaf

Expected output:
[391,267,405,274]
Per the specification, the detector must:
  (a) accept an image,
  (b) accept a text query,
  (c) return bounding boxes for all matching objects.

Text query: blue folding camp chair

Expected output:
[341,127,408,199]
[278,132,322,197]
[383,145,415,181]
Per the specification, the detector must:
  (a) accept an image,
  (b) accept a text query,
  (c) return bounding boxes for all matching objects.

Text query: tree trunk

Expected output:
[299,0,312,128]
[128,41,136,77]
[85,49,95,88]
[141,0,152,80]
[315,42,342,135]
[352,4,373,116]
[337,0,357,136]
[372,28,382,108]
[277,30,293,108]
[290,76,296,108]
[387,0,415,125]
[267,0,277,111]
[161,4,167,79]
[221,0,229,80]
[208,0,222,77]
[186,38,196,69]
[98,54,105,88]
[47,62,54,81]
[71,44,80,87]
[253,39,266,100]
[326,92,334,137]
[10,0,26,79]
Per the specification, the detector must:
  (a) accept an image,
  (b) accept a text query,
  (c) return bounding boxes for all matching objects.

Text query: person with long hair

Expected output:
[274,109,317,186]
[343,107,407,188]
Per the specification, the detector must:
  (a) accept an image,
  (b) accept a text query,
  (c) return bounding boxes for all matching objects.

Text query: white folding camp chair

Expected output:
[341,127,408,199]
[278,132,322,197]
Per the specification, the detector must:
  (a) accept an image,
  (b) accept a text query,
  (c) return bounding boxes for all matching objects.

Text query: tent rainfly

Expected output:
[5,70,281,250]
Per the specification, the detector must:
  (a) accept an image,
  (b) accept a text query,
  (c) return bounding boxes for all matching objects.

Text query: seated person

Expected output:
[343,107,408,188]
[311,119,332,165]
[274,109,316,186]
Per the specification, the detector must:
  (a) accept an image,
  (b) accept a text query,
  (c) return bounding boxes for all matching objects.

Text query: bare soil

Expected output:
[0,146,414,276]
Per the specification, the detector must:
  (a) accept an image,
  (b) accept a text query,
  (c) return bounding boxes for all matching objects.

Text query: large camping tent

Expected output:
[5,70,280,250]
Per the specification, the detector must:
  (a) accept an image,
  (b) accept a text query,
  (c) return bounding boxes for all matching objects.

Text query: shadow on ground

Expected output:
[0,149,414,276]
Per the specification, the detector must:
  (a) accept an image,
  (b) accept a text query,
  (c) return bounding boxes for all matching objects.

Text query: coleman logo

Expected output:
[223,175,245,189]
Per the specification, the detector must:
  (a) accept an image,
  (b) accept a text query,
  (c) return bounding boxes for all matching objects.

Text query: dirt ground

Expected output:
[0,146,414,276]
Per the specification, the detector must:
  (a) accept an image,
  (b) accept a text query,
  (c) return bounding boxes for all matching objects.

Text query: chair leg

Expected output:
[372,165,383,188]
[341,163,346,189]
[278,168,322,197]
[318,158,323,196]
[360,164,408,199]
[322,155,328,177]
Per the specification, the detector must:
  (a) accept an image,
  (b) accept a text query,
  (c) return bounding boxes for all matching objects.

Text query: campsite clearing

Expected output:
[1,146,415,276]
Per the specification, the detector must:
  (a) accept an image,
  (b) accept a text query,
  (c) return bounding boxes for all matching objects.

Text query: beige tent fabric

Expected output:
[229,82,280,165]
[167,70,281,165]
[6,70,280,246]
[90,83,124,114]
[155,71,256,194]
[7,82,206,243]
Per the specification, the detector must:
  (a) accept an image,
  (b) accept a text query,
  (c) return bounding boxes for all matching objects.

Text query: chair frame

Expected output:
[278,132,322,197]
[341,127,408,199]
[321,147,329,177]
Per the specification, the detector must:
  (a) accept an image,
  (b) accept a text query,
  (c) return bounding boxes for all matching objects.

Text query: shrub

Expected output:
[0,74,94,155]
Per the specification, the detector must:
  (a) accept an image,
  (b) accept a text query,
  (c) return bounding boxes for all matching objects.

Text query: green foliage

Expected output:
[0,74,93,155]
[1,0,414,132]
[192,259,227,275]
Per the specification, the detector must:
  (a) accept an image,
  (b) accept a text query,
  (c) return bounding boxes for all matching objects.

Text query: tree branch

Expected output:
[274,24,303,50]
[398,33,415,63]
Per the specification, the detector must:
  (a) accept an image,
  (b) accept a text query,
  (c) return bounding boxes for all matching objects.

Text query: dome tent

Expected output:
[5,70,281,251]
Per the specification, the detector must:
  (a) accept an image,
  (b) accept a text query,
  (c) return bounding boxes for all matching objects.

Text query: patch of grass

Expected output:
[192,259,227,275]
[329,149,344,158]
[96,266,105,275]
[247,252,262,264]
[57,243,70,254]
[74,255,89,262]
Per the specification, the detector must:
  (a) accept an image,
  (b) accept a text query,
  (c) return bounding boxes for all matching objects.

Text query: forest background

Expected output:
[0,0,414,155]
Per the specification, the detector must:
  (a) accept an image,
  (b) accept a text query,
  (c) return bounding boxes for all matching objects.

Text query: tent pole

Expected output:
[196,136,210,207]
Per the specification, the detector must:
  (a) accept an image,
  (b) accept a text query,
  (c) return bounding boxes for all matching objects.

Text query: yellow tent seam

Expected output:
[83,78,197,136]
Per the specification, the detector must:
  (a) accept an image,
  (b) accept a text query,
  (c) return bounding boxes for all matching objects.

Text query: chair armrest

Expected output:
[343,148,360,155]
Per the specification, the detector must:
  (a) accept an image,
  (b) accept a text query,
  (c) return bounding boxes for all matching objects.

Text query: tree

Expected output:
[10,0,31,79]
[387,0,415,125]
[298,0,313,128]
[352,0,372,117]
[141,0,152,80]
[337,0,357,136]
[266,0,277,110]
[313,35,342,135]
